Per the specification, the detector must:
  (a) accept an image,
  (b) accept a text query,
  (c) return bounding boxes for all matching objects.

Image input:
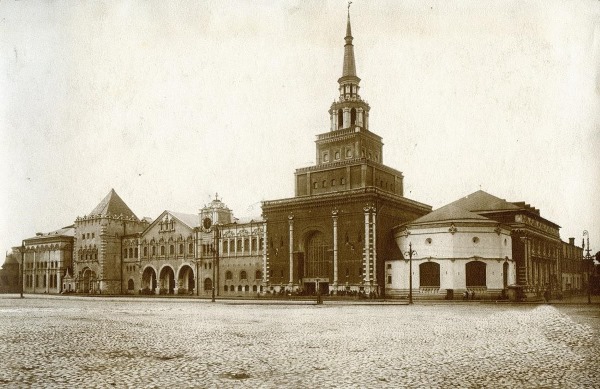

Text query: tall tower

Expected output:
[262,7,430,296]
[295,9,402,198]
[73,189,147,294]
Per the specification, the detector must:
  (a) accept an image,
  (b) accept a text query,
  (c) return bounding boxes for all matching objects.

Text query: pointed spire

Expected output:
[341,6,357,79]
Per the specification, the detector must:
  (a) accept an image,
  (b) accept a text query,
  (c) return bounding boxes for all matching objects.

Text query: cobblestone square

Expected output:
[0,296,598,388]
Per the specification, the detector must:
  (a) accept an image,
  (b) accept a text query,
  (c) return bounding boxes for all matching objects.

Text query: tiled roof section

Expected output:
[447,190,520,212]
[25,225,75,241]
[232,216,264,225]
[169,211,199,229]
[88,189,138,220]
[411,204,490,224]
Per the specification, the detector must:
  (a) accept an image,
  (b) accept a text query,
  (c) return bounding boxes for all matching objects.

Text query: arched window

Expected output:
[337,109,343,129]
[128,279,134,290]
[240,271,247,280]
[169,245,175,255]
[255,270,262,280]
[350,108,356,125]
[152,246,156,256]
[224,285,228,292]
[244,285,249,292]
[129,248,133,258]
[237,240,242,252]
[238,285,242,292]
[466,261,486,287]
[229,240,235,252]
[226,271,233,280]
[123,249,128,258]
[179,244,184,255]
[244,239,249,252]
[259,238,264,250]
[134,248,138,258]
[204,278,212,291]
[223,240,229,253]
[419,262,440,287]
[252,285,258,292]
[188,243,194,254]
[160,246,165,256]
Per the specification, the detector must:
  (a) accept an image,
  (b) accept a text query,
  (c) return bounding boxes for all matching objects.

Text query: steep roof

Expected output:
[169,211,200,229]
[446,190,521,213]
[88,189,138,220]
[410,204,490,224]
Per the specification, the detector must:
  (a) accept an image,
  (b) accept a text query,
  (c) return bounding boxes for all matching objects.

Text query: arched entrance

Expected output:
[80,268,97,293]
[159,266,175,294]
[303,231,331,295]
[127,279,134,291]
[177,265,195,294]
[466,261,486,287]
[142,267,157,293]
[419,262,440,288]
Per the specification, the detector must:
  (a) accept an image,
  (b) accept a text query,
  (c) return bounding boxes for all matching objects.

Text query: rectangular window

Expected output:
[387,275,392,284]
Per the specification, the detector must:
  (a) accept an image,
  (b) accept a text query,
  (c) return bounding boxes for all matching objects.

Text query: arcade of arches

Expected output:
[140,265,195,295]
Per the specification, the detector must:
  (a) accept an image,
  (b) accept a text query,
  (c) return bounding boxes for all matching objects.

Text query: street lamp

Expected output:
[404,242,417,305]
[202,216,218,303]
[583,230,593,304]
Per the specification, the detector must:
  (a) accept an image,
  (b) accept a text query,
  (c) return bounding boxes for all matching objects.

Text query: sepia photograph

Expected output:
[0,1,599,387]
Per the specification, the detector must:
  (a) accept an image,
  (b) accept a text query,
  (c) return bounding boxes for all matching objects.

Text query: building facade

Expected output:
[71,189,148,294]
[262,12,431,296]
[560,238,584,297]
[218,217,265,296]
[22,226,74,294]
[0,249,21,293]
[390,202,515,300]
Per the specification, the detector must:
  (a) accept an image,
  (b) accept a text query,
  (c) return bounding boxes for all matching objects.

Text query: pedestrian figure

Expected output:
[471,290,475,300]
[463,290,469,300]
[543,290,550,302]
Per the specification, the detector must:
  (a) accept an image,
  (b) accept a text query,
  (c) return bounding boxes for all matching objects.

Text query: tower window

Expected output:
[313,182,318,189]
[331,179,336,186]
[338,110,343,129]
[351,108,356,125]
[322,180,326,188]
[346,148,352,158]
[335,151,340,160]
[341,177,346,185]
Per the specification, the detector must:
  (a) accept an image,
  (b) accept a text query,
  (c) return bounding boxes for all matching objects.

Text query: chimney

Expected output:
[569,237,575,245]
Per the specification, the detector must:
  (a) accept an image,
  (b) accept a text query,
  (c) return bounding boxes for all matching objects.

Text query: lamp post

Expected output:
[404,242,417,305]
[583,230,593,304]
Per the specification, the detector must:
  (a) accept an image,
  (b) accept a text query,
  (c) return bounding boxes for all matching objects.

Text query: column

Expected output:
[357,107,364,127]
[363,207,370,284]
[330,111,336,131]
[332,209,339,293]
[288,215,294,289]
[263,221,268,289]
[343,107,350,128]
[372,207,377,293]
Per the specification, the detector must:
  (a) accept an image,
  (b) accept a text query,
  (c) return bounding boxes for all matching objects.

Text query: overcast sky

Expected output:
[1,0,599,263]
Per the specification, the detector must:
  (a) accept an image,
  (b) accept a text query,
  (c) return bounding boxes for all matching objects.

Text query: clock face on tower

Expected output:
[202,217,212,231]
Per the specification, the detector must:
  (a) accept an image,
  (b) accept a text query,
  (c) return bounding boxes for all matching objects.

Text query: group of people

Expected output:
[463,289,476,300]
